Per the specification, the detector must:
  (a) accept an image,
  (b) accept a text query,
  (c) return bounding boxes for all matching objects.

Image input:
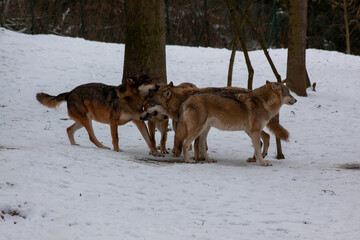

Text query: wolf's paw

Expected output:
[184,158,196,164]
[260,160,272,166]
[193,156,204,161]
[150,150,164,157]
[206,158,217,163]
[160,149,169,154]
[247,157,256,162]
[114,148,123,152]
[173,150,182,157]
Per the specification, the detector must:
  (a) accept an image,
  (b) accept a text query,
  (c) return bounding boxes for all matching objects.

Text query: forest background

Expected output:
[1,0,359,55]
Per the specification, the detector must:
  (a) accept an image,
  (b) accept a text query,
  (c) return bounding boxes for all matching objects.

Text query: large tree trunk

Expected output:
[123,0,167,84]
[286,0,308,96]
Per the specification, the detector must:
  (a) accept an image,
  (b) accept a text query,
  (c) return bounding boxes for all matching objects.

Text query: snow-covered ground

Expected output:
[1,28,359,240]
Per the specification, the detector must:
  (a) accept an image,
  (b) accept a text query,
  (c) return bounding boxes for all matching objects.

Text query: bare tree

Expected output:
[122,0,167,84]
[331,0,360,54]
[286,0,308,96]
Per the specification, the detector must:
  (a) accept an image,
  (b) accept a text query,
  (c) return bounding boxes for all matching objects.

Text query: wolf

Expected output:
[142,82,198,154]
[36,74,162,156]
[142,82,289,161]
[174,81,296,166]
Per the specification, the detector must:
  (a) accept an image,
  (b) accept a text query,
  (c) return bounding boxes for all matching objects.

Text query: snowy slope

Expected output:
[1,28,360,240]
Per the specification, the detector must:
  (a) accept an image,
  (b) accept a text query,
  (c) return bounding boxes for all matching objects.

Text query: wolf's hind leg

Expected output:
[82,115,110,150]
[67,122,83,145]
[260,130,270,158]
[198,128,216,163]
[173,120,187,157]
[182,126,204,163]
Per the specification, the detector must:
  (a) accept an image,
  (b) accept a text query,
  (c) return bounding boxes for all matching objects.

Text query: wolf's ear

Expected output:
[125,77,135,85]
[163,89,171,99]
[271,83,281,91]
[168,81,174,87]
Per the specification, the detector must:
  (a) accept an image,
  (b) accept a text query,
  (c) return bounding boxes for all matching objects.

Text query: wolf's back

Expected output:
[36,92,68,108]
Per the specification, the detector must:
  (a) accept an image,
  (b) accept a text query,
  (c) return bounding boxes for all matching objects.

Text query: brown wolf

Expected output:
[36,74,162,156]
[143,82,198,154]
[174,81,296,166]
[142,82,289,161]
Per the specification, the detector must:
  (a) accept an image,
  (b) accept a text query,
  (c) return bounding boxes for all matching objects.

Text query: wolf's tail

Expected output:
[36,92,68,108]
[266,118,289,141]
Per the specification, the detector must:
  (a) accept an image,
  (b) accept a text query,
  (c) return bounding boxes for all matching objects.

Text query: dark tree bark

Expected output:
[286,0,308,96]
[123,0,167,84]
[343,0,351,54]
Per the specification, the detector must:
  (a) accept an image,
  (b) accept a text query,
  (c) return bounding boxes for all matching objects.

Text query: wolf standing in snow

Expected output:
[142,82,290,162]
[174,81,296,166]
[36,74,162,156]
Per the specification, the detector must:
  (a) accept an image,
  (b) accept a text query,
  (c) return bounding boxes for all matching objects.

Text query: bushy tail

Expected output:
[36,92,68,108]
[266,118,289,141]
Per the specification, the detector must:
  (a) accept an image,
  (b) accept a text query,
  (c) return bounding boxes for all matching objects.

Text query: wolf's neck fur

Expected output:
[251,84,282,118]
[166,88,198,120]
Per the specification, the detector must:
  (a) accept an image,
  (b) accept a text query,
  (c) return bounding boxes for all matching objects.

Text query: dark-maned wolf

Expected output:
[36,74,162,156]
[142,82,289,161]
[174,81,296,166]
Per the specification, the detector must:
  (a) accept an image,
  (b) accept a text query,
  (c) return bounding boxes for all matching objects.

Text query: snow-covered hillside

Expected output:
[1,28,359,240]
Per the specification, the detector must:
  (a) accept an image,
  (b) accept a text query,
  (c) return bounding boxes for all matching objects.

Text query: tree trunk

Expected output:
[343,0,351,54]
[123,0,167,84]
[286,0,308,97]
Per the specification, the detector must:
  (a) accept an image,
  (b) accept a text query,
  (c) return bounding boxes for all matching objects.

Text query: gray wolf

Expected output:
[142,82,288,161]
[36,74,162,156]
[174,81,296,166]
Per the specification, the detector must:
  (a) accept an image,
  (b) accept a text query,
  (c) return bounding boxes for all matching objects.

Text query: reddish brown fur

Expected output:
[36,75,161,155]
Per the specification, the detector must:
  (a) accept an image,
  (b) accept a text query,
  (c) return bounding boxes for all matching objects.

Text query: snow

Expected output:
[1,27,360,239]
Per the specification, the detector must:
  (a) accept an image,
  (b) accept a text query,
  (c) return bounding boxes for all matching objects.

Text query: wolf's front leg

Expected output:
[133,120,163,157]
[157,119,169,154]
[250,131,272,166]
[110,121,123,152]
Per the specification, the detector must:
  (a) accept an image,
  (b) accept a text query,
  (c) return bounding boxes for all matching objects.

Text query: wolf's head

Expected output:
[140,105,169,121]
[122,74,159,97]
[115,74,159,113]
[267,81,297,105]
[142,81,174,109]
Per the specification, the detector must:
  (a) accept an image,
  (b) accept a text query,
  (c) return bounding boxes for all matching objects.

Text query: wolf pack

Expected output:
[36,74,297,167]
